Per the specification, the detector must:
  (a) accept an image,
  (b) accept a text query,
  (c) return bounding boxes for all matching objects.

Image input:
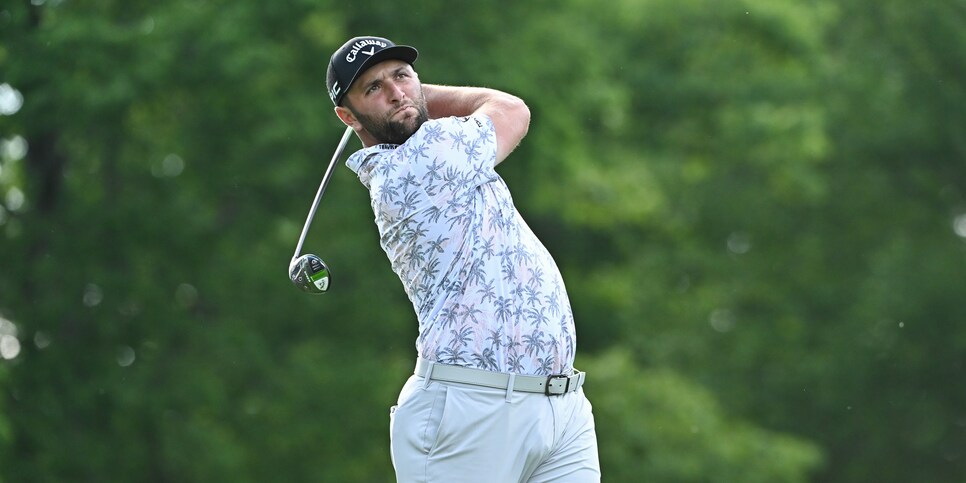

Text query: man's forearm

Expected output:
[422,84,519,119]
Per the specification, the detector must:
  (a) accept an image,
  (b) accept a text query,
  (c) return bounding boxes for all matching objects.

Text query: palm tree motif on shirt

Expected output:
[346,115,576,375]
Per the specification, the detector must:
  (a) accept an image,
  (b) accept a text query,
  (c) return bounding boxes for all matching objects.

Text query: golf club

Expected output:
[289,126,354,294]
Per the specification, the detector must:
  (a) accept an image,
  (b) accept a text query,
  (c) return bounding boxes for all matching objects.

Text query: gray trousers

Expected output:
[389,374,601,483]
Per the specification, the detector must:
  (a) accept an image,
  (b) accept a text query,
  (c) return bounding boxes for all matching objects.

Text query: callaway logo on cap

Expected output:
[326,36,419,106]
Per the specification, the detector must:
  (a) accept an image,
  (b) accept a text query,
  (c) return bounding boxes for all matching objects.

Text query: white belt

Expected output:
[414,358,586,396]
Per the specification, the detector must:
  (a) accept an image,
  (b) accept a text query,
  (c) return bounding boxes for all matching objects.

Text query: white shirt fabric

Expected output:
[346,114,576,375]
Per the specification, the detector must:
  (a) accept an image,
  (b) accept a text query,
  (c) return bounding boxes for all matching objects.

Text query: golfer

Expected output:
[327,36,600,482]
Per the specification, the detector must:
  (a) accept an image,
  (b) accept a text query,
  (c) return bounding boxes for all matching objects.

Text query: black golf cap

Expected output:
[326,36,418,106]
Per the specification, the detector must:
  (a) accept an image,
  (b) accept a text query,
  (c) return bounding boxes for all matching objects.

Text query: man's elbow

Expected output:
[507,96,531,137]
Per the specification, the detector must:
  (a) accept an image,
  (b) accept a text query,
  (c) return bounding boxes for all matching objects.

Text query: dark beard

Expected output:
[352,98,430,145]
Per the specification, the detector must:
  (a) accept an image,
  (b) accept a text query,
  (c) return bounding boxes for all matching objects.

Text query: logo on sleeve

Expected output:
[458,116,483,128]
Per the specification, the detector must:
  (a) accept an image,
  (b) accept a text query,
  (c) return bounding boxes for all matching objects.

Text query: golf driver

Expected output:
[289,126,354,294]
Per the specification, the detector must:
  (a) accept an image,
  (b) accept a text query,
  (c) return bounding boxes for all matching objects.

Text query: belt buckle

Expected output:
[545,374,570,396]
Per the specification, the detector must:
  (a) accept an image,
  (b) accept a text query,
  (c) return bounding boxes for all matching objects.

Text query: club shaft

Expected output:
[292,126,354,261]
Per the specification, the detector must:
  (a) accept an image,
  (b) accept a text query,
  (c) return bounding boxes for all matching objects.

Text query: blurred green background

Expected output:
[1,0,964,481]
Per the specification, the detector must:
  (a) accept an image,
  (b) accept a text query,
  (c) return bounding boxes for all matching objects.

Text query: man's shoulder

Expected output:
[345,143,396,176]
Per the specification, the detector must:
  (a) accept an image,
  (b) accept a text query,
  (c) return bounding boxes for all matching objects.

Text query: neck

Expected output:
[356,128,379,148]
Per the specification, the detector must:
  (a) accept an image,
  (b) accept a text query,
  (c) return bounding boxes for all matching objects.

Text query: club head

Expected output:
[289,254,331,294]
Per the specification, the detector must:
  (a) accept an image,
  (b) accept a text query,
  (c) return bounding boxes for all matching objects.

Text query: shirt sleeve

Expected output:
[400,114,499,200]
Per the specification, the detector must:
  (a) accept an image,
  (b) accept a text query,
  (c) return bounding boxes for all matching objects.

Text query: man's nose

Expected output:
[387,81,407,103]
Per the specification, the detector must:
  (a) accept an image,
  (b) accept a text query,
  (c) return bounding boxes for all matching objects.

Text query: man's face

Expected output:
[341,60,429,145]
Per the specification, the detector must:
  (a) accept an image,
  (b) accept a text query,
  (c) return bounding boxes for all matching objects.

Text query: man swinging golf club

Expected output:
[327,36,600,482]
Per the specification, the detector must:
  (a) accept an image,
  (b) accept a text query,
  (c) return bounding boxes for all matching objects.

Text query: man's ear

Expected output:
[335,105,360,129]
[334,104,376,147]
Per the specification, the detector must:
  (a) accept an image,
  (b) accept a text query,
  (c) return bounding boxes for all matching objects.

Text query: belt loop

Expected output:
[505,373,515,403]
[422,361,436,389]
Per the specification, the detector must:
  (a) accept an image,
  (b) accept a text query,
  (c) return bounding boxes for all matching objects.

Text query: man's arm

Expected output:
[422,84,530,166]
